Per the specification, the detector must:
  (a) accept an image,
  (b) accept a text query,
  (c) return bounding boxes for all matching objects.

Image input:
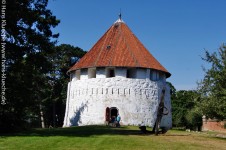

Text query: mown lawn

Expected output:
[0,126,225,150]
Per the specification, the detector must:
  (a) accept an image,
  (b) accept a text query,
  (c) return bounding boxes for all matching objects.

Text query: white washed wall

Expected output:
[63,76,171,129]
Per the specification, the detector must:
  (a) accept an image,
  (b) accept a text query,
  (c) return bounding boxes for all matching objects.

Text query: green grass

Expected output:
[0,126,226,150]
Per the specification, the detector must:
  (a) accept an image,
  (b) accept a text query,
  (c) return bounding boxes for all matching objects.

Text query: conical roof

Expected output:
[69,18,171,78]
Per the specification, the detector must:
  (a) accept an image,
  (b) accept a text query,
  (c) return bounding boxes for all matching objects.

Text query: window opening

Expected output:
[106,68,115,78]
[126,68,136,78]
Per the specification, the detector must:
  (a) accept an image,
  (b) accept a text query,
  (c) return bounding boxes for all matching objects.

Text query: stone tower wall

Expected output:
[63,77,171,128]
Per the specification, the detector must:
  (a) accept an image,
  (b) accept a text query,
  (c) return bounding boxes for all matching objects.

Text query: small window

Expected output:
[126,68,136,78]
[106,68,115,78]
[109,69,115,77]
[80,69,88,80]
[106,45,111,50]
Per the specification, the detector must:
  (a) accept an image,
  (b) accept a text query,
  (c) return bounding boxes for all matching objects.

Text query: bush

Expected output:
[185,109,202,131]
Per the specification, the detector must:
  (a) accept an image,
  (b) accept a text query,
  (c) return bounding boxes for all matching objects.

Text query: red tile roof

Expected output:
[69,20,171,78]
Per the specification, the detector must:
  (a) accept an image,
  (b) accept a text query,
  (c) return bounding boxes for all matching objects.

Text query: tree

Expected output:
[167,82,176,98]
[45,44,86,127]
[185,107,202,131]
[197,44,226,120]
[171,90,201,129]
[1,0,60,131]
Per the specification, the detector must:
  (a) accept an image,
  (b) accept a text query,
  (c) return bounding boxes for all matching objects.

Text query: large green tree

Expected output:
[197,44,226,120]
[168,82,202,130]
[171,90,201,128]
[1,0,60,131]
[45,44,86,127]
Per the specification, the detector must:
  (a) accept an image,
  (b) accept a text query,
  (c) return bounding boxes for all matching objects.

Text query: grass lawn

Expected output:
[0,125,226,150]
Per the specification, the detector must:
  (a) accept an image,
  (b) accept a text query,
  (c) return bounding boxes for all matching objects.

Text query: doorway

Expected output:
[105,107,118,122]
[110,107,118,118]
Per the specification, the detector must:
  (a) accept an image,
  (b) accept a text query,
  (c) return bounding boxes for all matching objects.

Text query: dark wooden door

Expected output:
[105,107,110,121]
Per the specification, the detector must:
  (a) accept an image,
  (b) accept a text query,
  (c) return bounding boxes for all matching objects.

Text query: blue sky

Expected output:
[48,0,226,91]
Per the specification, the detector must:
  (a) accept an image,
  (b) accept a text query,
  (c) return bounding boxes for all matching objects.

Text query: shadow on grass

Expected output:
[162,134,191,136]
[1,125,153,137]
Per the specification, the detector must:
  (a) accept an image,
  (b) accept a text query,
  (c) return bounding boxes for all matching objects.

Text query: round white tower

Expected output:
[63,17,172,129]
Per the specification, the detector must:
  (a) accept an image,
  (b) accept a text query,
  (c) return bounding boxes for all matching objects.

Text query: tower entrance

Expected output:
[110,107,118,118]
[105,107,119,123]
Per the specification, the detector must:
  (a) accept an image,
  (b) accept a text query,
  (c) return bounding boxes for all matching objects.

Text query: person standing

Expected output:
[116,113,121,127]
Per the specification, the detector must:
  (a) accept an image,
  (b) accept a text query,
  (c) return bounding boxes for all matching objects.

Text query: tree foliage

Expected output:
[0,0,86,131]
[45,44,86,127]
[197,44,226,120]
[171,90,202,129]
[1,0,60,131]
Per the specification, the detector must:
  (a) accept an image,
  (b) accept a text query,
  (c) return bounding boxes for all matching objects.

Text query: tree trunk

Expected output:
[40,104,45,128]
[53,101,56,127]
